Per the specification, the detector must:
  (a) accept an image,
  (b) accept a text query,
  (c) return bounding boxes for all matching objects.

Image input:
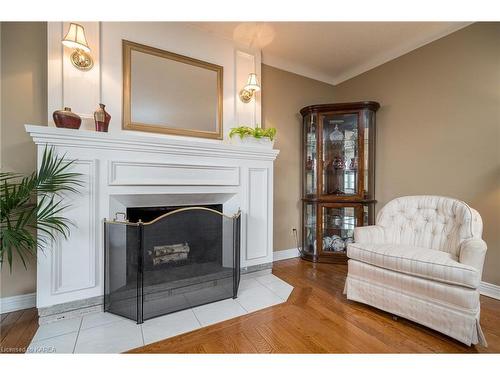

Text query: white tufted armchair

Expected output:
[344,196,487,346]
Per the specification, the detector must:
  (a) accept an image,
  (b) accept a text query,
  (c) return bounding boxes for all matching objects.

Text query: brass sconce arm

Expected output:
[239,73,261,103]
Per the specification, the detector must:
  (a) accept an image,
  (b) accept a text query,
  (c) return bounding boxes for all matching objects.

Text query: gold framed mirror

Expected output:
[123,40,223,139]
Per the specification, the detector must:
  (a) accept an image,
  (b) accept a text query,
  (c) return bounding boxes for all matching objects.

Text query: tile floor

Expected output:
[26,271,293,354]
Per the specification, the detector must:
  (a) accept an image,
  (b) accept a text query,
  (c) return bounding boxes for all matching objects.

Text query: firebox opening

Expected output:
[104,204,240,323]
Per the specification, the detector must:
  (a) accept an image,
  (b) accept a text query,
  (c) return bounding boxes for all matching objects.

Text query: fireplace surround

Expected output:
[104,206,241,323]
[26,125,278,323]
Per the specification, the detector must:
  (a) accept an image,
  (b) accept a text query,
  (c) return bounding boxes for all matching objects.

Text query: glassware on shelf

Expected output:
[301,102,379,263]
[303,202,317,255]
[349,157,358,170]
[349,128,358,141]
[329,124,344,142]
[323,236,333,251]
[331,189,345,195]
[306,215,316,227]
[331,235,345,252]
[307,131,315,145]
[305,156,315,170]
[331,214,343,227]
[333,156,344,170]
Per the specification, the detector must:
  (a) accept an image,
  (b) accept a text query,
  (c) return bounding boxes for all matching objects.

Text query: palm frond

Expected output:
[37,147,83,195]
[0,146,82,271]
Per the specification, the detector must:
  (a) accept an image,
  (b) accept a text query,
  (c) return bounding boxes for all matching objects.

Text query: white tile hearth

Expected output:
[237,277,261,291]
[27,272,293,353]
[255,273,280,285]
[30,316,81,343]
[80,311,128,330]
[75,319,143,353]
[236,284,283,313]
[142,309,201,345]
[192,298,247,327]
[262,279,295,300]
[27,332,79,354]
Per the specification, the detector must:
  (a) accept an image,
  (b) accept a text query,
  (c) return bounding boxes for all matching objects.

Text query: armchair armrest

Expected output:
[459,238,487,273]
[354,225,385,244]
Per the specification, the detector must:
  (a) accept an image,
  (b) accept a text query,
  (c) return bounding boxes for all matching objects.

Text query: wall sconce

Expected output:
[239,73,261,103]
[62,23,94,71]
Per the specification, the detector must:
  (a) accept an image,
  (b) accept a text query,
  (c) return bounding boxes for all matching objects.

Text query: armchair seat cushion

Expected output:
[347,243,480,289]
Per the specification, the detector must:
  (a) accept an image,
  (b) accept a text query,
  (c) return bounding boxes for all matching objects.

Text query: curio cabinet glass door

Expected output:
[300,102,379,263]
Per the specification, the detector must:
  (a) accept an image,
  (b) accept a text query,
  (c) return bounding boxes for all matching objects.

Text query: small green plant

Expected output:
[0,147,82,271]
[229,126,277,141]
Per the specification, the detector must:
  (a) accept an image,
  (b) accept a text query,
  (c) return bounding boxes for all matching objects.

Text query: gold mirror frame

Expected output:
[122,40,223,139]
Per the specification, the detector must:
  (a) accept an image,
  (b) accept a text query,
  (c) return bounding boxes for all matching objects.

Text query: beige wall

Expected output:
[334,22,500,285]
[262,64,335,251]
[0,22,47,298]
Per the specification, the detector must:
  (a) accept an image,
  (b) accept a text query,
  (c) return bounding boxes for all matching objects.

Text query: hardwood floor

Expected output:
[1,258,499,354]
[130,258,500,353]
[0,307,39,354]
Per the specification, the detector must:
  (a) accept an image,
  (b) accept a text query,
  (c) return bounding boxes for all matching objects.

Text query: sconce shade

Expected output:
[62,23,91,53]
[244,73,261,92]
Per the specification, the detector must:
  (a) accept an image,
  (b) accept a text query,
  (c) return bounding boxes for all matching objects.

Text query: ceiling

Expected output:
[188,22,471,85]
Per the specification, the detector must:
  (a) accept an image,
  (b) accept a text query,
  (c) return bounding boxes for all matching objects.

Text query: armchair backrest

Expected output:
[377,195,483,258]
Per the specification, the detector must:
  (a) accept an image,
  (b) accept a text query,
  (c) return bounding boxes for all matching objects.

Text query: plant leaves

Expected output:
[229,126,277,141]
[0,146,82,271]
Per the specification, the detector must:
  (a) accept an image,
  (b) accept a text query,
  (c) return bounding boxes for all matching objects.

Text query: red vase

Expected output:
[53,107,81,129]
[94,103,111,132]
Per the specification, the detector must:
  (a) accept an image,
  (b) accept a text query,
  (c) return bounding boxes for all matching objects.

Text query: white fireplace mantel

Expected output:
[25,125,279,316]
[26,125,279,161]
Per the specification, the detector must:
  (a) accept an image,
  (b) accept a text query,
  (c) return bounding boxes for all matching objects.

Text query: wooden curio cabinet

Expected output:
[300,102,380,263]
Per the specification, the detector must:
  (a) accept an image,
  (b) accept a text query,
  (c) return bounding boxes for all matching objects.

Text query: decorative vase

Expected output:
[52,107,81,129]
[333,156,344,170]
[93,103,111,132]
[349,157,358,170]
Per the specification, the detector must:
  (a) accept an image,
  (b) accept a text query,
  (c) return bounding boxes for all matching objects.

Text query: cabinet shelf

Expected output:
[301,101,379,264]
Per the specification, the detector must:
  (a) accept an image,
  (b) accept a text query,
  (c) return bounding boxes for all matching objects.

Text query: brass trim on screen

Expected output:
[104,207,241,226]
[122,40,223,140]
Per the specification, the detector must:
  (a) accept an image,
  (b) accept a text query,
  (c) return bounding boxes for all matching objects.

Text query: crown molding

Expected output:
[262,52,336,86]
[263,22,473,86]
[332,22,472,85]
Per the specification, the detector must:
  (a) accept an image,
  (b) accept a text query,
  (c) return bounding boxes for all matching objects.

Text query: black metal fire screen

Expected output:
[104,206,241,324]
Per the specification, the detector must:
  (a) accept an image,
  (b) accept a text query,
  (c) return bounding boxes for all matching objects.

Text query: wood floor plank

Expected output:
[255,323,294,353]
[241,327,273,353]
[0,310,24,343]
[0,312,10,323]
[0,308,38,353]
[3,259,500,354]
[130,259,500,354]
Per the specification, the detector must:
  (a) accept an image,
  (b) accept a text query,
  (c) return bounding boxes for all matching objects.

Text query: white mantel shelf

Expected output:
[25,125,279,161]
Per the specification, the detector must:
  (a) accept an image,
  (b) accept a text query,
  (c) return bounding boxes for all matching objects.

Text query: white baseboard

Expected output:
[480,281,500,300]
[273,248,300,262]
[0,292,36,314]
